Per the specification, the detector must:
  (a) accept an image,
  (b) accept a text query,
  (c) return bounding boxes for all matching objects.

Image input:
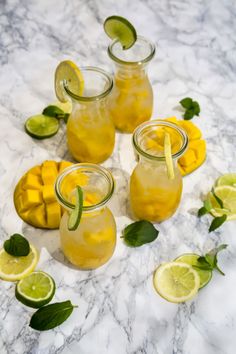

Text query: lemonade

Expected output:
[63,66,115,163]
[130,120,188,222]
[108,36,155,133]
[55,164,116,269]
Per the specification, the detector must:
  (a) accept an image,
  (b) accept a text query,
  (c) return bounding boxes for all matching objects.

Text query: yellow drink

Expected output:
[55,164,116,269]
[108,36,155,133]
[130,120,188,222]
[65,67,115,163]
[109,69,153,133]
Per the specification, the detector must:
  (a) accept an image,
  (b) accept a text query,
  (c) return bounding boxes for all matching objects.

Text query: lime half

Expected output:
[164,132,175,179]
[174,253,212,289]
[55,60,84,103]
[104,16,137,50]
[216,173,236,188]
[153,262,200,303]
[208,185,236,220]
[0,245,38,281]
[68,185,83,231]
[25,115,59,139]
[15,271,55,308]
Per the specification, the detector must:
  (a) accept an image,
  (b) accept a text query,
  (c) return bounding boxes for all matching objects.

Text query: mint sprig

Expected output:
[42,105,69,123]
[193,244,228,275]
[4,234,30,257]
[121,220,159,247]
[180,97,200,120]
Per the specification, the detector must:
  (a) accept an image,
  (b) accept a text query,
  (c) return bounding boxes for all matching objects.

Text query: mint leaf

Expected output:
[184,109,195,120]
[4,234,30,257]
[180,97,193,109]
[29,300,77,331]
[122,220,159,247]
[42,105,65,119]
[193,101,200,116]
[211,188,224,208]
[198,200,212,217]
[209,214,227,232]
[205,244,228,275]
[198,206,208,217]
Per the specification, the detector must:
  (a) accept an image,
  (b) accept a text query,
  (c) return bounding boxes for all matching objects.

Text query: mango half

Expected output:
[14,160,73,229]
[165,117,206,175]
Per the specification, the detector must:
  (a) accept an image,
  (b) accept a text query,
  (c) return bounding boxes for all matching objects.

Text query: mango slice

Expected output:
[14,160,74,229]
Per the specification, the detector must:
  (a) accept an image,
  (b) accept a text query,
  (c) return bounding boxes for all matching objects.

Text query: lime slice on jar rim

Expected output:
[54,60,84,103]
[68,185,83,231]
[15,271,55,308]
[174,253,212,289]
[104,15,137,50]
[25,115,59,139]
[153,261,200,303]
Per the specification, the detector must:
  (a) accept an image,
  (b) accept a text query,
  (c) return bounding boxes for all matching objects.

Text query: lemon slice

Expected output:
[15,271,55,308]
[216,173,236,188]
[208,185,236,220]
[153,262,200,303]
[0,245,38,281]
[164,132,174,179]
[54,60,84,103]
[174,253,212,289]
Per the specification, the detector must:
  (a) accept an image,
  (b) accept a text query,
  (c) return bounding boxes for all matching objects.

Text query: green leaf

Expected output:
[209,214,227,232]
[198,206,208,217]
[180,97,193,109]
[211,188,224,208]
[193,101,200,116]
[122,220,159,247]
[29,300,77,331]
[205,244,228,275]
[184,109,195,120]
[4,234,30,257]
[42,105,65,119]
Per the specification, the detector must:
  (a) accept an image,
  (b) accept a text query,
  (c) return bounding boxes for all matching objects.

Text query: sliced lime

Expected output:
[68,185,83,231]
[15,271,55,308]
[153,262,200,303]
[216,173,236,188]
[164,132,175,179]
[174,253,212,288]
[104,16,137,50]
[25,115,59,139]
[208,185,236,220]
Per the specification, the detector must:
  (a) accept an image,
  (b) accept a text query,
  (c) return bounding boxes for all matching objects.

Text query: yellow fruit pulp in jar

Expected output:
[109,69,153,133]
[67,102,115,163]
[130,161,182,222]
[60,189,116,269]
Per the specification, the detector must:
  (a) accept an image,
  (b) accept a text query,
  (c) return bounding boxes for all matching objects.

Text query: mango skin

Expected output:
[164,117,206,176]
[14,160,73,229]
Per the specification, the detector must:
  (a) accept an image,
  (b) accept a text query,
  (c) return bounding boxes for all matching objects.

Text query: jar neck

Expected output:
[114,62,149,79]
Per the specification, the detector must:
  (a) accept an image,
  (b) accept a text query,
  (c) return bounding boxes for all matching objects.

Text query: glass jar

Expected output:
[108,36,155,133]
[55,163,116,269]
[130,120,188,222]
[64,67,115,163]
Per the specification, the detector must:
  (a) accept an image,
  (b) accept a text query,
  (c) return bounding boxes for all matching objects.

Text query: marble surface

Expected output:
[0,0,236,353]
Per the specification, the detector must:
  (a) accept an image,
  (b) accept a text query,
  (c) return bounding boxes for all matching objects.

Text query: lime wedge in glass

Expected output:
[104,16,137,50]
[174,253,212,288]
[15,271,55,308]
[164,132,175,179]
[216,173,236,188]
[25,115,59,139]
[153,262,200,303]
[68,185,83,231]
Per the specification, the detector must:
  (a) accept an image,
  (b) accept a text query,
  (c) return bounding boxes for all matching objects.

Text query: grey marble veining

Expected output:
[0,0,236,353]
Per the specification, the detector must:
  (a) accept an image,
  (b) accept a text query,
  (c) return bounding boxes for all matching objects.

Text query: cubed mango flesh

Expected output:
[46,202,61,229]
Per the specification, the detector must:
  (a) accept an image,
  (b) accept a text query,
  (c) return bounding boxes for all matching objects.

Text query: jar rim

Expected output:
[55,163,115,211]
[133,120,189,161]
[63,66,113,102]
[107,35,156,66]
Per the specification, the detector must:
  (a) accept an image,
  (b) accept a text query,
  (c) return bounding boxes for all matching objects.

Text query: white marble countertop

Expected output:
[0,0,236,353]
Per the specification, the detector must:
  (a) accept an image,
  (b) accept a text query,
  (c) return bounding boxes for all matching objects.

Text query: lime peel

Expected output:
[68,185,83,231]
